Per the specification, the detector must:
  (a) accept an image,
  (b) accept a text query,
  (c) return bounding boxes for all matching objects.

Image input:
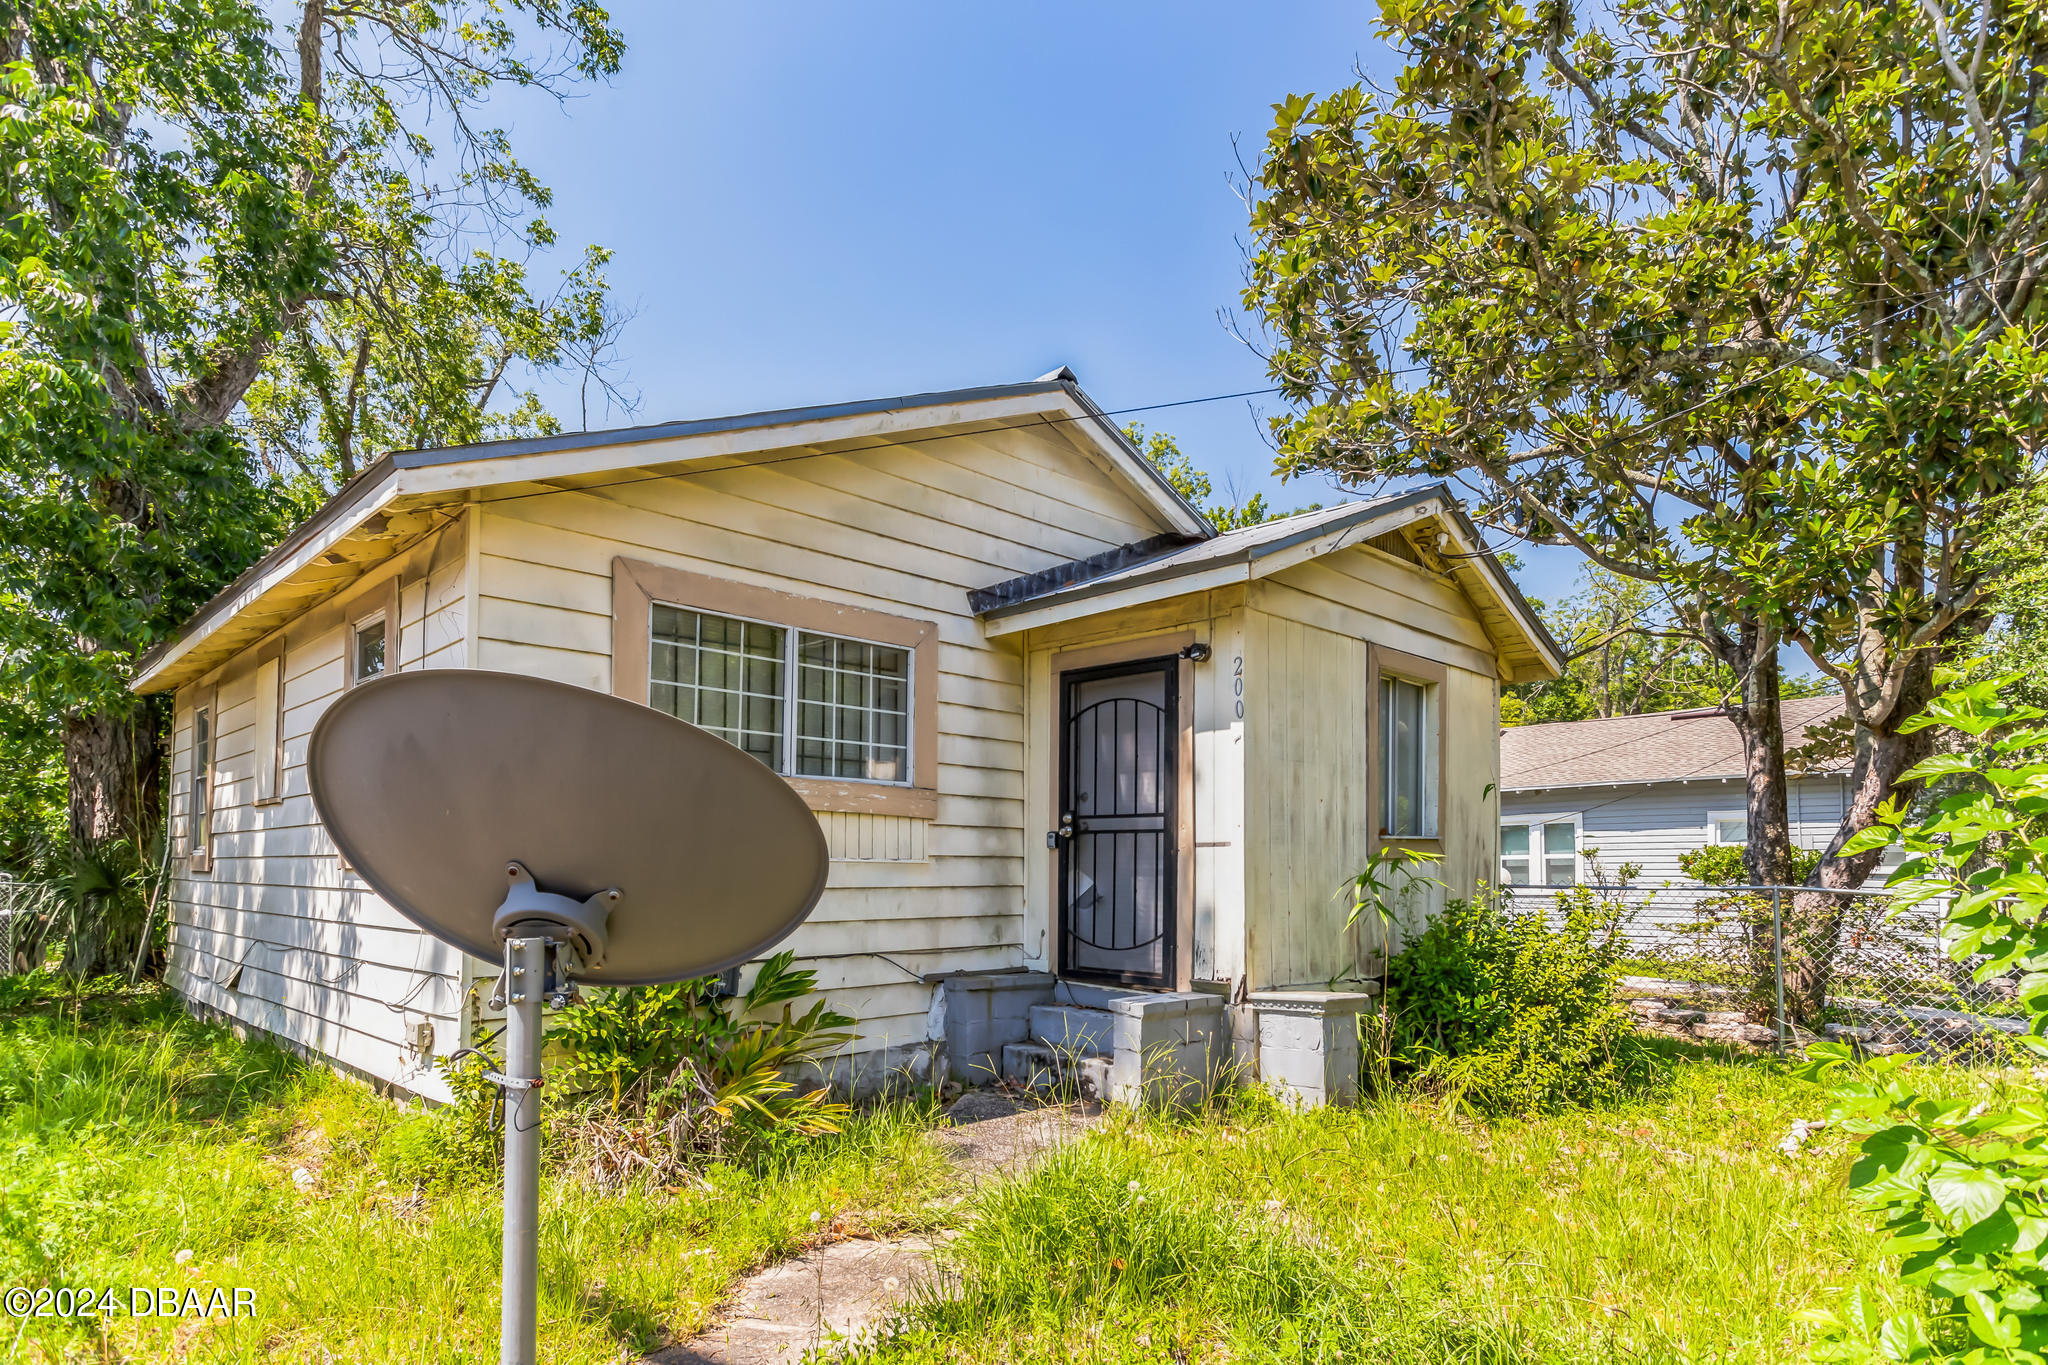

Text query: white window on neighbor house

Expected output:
[1501,818,1578,886]
[650,604,912,786]
[1709,809,1748,846]
[1378,673,1438,838]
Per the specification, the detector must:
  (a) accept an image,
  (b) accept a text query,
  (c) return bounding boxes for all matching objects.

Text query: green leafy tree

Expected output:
[1244,0,2046,1012]
[1506,566,1832,724]
[0,1,626,970]
[1123,422,1317,532]
[1806,675,2048,1361]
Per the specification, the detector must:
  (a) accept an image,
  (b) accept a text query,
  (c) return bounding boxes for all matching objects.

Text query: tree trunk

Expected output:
[1716,621,1798,1023]
[1781,648,1941,1020]
[57,699,165,976]
[1723,621,1797,887]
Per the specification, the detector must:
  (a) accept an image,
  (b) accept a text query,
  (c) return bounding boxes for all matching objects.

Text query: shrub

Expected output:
[1677,841,1822,886]
[1380,888,1663,1116]
[549,950,856,1182]
[1805,674,2048,1361]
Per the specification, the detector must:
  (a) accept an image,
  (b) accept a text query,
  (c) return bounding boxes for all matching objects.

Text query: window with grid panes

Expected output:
[649,606,787,768]
[648,604,912,785]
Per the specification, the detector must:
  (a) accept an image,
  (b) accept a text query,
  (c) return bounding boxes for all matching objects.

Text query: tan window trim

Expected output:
[611,557,940,819]
[343,573,400,689]
[252,640,287,807]
[186,685,217,874]
[1366,643,1447,848]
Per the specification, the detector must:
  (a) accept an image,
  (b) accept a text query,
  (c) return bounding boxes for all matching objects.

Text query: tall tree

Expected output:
[1504,567,1831,724]
[1244,0,2048,970]
[0,0,625,970]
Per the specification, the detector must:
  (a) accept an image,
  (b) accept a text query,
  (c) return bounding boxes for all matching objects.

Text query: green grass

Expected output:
[0,978,954,1363]
[0,981,1953,1364]
[857,1039,1918,1364]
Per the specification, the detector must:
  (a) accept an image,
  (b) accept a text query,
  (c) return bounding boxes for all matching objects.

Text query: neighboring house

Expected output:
[132,369,1561,1108]
[1498,696,1852,888]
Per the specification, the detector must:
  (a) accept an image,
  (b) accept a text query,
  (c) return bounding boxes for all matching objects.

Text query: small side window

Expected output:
[189,705,214,870]
[351,614,387,687]
[1709,810,1748,846]
[1378,674,1437,838]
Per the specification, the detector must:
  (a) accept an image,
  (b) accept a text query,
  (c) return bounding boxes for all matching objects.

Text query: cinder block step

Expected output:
[1028,1003,1113,1054]
[1000,1042,1109,1100]
[1052,980,1143,1010]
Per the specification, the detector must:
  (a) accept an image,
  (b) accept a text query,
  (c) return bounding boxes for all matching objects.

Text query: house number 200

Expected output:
[1233,656,1244,719]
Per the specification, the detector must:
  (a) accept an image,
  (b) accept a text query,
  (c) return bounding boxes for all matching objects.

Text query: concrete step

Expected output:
[1051,980,1144,1010]
[1028,1003,1113,1054]
[1001,1042,1110,1100]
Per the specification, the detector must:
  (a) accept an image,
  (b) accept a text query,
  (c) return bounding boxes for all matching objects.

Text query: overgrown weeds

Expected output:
[861,1043,1914,1363]
[0,977,953,1363]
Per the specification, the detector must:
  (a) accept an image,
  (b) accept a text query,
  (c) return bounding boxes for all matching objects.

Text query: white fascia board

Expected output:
[979,562,1251,639]
[1433,519,1567,676]
[1047,396,1214,539]
[1243,498,1444,581]
[398,391,1119,502]
[131,469,404,692]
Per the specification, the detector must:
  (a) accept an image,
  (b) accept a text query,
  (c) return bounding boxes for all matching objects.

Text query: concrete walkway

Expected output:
[648,1093,1097,1365]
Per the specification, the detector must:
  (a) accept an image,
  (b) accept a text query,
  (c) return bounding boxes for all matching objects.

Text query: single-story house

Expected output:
[134,369,1561,1108]
[1497,696,1852,888]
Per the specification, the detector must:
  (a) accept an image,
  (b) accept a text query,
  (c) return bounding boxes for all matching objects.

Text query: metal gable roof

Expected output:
[131,371,1212,692]
[967,484,1565,679]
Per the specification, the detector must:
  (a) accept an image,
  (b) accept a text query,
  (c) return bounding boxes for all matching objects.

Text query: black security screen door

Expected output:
[1057,658,1176,987]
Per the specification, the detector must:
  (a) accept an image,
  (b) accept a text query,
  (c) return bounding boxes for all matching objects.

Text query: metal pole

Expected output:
[500,934,547,1365]
[1772,888,1788,1054]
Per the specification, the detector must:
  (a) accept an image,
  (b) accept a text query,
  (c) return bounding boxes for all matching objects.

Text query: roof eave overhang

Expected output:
[132,378,1208,694]
[1500,767,1851,795]
[978,487,1567,681]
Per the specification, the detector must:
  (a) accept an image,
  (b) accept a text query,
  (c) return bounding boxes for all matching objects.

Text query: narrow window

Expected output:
[1543,821,1577,885]
[351,615,387,686]
[1378,674,1433,837]
[795,633,910,783]
[253,655,284,804]
[189,706,213,868]
[1500,823,1531,884]
[650,606,786,768]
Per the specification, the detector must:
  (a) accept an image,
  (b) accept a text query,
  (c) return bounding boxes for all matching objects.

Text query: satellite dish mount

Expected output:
[307,670,829,1365]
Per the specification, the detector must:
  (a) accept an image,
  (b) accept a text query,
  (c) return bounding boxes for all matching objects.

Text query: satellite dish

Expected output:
[308,669,832,1365]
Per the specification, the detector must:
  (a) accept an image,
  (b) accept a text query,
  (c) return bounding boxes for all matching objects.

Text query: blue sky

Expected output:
[491,1,1587,605]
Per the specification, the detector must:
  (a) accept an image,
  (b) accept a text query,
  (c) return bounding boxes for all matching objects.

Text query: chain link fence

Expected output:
[1502,882,2028,1063]
[1,874,18,977]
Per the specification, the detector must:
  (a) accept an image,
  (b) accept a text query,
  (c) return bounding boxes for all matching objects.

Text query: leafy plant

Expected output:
[1804,674,2048,1361]
[549,951,856,1179]
[1378,888,1664,1116]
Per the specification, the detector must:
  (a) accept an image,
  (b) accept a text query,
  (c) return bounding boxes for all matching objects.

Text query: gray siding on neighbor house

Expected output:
[1498,775,1854,888]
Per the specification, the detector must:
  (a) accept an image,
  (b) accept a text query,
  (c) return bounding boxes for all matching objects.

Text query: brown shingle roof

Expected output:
[1500,695,1848,791]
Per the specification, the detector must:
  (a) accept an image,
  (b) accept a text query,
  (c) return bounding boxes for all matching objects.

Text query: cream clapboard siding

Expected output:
[470,425,1171,1076]
[1242,543,1502,990]
[164,518,470,1098]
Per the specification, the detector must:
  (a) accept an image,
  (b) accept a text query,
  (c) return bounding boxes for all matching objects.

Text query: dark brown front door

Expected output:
[1056,658,1176,987]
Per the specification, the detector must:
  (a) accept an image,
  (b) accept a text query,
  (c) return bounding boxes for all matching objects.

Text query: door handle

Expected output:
[1047,811,1075,848]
